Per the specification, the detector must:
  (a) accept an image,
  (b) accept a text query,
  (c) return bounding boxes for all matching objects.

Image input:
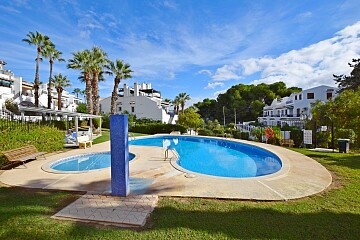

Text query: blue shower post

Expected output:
[110,115,129,196]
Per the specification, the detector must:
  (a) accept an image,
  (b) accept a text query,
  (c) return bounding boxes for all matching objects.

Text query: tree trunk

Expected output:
[85,72,93,114]
[110,79,120,114]
[57,89,62,110]
[92,72,99,115]
[34,49,41,107]
[47,59,53,109]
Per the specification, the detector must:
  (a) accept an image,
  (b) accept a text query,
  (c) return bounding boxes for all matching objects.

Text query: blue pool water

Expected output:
[50,152,135,172]
[130,136,282,178]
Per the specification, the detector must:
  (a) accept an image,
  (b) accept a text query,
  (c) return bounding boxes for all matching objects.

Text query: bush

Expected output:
[76,103,87,113]
[92,118,101,129]
[0,126,65,166]
[42,120,67,130]
[290,128,303,147]
[336,128,356,143]
[240,131,250,140]
[101,114,110,129]
[251,127,264,142]
[233,130,241,139]
[130,123,186,134]
[198,128,215,136]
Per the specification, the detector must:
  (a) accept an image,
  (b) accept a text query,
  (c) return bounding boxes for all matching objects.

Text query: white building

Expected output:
[99,82,178,124]
[0,60,81,113]
[258,85,337,127]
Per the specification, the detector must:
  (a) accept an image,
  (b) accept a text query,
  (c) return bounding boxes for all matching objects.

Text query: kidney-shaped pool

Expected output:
[130,136,282,178]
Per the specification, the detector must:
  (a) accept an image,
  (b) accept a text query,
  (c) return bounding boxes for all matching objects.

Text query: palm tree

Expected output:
[72,88,82,98]
[52,73,71,110]
[22,31,53,107]
[177,92,191,113]
[67,50,93,114]
[107,59,133,114]
[89,46,109,115]
[172,96,180,114]
[42,45,65,109]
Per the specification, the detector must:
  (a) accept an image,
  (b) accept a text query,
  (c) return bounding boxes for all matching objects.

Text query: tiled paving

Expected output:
[0,136,333,227]
[0,138,332,201]
[52,194,158,227]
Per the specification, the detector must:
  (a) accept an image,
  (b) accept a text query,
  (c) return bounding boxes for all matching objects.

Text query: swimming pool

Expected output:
[49,151,135,173]
[130,136,282,178]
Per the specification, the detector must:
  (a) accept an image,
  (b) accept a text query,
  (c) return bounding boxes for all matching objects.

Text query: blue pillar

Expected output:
[110,115,129,196]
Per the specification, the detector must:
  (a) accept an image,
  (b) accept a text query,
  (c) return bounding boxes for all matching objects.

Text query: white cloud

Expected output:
[336,21,360,37]
[212,65,242,81]
[163,0,178,9]
[228,21,360,89]
[0,5,20,13]
[198,69,212,76]
[204,82,224,89]
[297,11,312,20]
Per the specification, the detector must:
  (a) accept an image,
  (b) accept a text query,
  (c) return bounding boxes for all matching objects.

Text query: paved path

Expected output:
[53,194,158,227]
[0,137,332,201]
[0,136,333,227]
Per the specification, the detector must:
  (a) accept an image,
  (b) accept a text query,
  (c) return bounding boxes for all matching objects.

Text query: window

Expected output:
[295,95,297,100]
[327,92,332,99]
[131,106,135,113]
[299,94,302,100]
[307,92,314,99]
[118,107,122,112]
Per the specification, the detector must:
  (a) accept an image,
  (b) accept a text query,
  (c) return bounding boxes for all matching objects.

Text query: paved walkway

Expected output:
[0,136,333,226]
[0,137,332,200]
[53,194,158,227]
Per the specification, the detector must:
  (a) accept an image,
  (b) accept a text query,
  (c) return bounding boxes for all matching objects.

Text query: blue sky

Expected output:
[0,0,360,106]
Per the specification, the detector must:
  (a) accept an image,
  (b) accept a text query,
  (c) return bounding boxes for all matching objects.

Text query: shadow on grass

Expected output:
[1,185,359,239]
[304,152,360,170]
[144,204,359,239]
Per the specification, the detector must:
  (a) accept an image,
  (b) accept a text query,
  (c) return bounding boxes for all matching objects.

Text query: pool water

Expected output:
[130,136,282,178]
[50,152,135,172]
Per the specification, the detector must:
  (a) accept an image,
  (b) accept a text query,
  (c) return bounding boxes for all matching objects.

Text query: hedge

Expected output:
[130,123,186,134]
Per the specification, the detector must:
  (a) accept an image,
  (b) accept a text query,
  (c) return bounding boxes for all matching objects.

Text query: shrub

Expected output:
[76,103,87,113]
[92,118,101,129]
[240,131,250,140]
[290,128,303,147]
[130,123,186,134]
[251,127,264,142]
[233,130,241,139]
[336,128,356,143]
[42,120,67,130]
[101,114,110,129]
[0,125,65,166]
[198,128,215,136]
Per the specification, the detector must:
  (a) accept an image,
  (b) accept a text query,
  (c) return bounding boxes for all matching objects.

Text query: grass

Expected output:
[0,149,359,239]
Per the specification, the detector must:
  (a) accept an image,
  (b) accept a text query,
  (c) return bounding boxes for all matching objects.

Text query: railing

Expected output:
[237,124,255,132]
[165,147,179,160]
[0,110,53,131]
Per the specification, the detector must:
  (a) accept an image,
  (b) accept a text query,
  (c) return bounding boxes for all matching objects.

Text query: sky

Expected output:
[0,0,360,106]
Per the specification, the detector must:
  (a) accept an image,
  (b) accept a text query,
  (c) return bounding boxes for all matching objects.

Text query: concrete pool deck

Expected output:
[0,137,332,201]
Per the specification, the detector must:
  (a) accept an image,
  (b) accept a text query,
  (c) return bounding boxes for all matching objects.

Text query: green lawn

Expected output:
[0,149,359,239]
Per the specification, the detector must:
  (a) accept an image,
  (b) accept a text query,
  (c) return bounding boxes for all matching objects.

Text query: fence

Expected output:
[0,109,65,132]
